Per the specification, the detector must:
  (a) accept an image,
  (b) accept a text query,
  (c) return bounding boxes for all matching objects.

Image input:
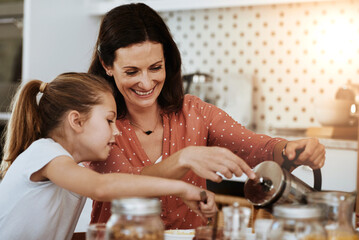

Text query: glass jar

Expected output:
[254,219,273,240]
[106,198,164,240]
[222,202,251,240]
[268,204,327,240]
[306,191,359,240]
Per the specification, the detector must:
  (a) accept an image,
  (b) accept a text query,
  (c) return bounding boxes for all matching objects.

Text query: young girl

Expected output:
[0,72,215,240]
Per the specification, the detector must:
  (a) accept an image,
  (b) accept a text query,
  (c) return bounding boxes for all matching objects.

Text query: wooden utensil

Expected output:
[200,191,208,204]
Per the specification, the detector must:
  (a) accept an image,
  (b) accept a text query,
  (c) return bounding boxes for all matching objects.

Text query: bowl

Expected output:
[314,99,353,126]
[164,229,195,240]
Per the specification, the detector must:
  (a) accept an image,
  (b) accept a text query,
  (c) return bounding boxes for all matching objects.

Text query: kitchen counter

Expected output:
[273,134,357,150]
[262,127,357,151]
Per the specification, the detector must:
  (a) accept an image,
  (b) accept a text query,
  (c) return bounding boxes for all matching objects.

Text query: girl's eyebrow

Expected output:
[107,111,116,118]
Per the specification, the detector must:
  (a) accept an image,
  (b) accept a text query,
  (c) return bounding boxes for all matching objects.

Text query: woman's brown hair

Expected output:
[88,3,184,118]
[0,72,113,177]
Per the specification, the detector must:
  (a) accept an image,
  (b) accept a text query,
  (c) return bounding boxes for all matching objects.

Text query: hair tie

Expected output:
[39,82,48,93]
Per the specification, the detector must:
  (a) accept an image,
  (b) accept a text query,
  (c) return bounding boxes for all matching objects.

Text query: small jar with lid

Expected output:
[268,204,327,240]
[106,197,164,240]
[306,191,359,240]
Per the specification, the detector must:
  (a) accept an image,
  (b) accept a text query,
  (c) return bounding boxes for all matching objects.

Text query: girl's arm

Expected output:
[38,155,217,218]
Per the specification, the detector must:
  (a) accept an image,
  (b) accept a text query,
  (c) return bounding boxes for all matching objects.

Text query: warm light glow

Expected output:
[314,18,358,65]
[351,103,356,114]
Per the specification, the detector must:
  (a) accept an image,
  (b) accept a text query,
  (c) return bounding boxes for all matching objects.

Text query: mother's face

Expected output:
[104,41,166,111]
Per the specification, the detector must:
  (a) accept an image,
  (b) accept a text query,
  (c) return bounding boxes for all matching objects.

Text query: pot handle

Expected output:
[282,148,322,191]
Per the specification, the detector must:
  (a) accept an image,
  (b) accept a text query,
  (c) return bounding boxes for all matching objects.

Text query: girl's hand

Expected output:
[179,183,218,220]
[198,190,217,218]
[178,146,256,183]
[283,138,325,169]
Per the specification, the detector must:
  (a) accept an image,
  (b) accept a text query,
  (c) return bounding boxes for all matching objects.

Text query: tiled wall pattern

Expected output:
[160,0,359,130]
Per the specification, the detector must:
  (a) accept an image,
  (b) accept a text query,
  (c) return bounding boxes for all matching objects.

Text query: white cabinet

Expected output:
[23,0,100,82]
[292,148,357,192]
[86,0,335,15]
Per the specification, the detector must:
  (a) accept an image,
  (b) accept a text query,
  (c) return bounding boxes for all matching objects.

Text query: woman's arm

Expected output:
[141,146,256,182]
[141,138,324,182]
[39,155,217,218]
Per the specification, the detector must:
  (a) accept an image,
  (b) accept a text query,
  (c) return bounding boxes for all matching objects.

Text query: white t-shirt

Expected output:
[0,138,86,240]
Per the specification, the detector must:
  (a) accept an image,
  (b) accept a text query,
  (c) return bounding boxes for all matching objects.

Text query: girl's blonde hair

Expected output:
[0,72,113,178]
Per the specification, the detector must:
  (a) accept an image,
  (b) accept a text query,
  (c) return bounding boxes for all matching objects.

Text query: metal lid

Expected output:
[111,198,161,216]
[244,161,285,206]
[273,204,322,219]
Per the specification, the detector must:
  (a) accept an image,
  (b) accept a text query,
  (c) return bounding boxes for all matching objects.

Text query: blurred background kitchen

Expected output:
[0,0,358,231]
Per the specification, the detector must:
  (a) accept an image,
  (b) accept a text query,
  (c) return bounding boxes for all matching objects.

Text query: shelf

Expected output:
[0,2,23,17]
[0,112,11,121]
[86,0,334,15]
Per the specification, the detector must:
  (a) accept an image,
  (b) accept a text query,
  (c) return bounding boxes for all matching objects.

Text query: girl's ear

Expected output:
[67,110,85,133]
[100,58,113,77]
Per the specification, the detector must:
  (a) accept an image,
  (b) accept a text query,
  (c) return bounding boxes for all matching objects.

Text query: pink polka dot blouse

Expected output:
[88,95,284,229]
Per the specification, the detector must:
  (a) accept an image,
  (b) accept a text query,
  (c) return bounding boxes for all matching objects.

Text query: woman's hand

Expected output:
[178,146,256,183]
[283,138,325,169]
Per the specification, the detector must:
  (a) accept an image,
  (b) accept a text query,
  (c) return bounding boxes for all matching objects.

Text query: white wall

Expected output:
[22,0,101,83]
[292,148,357,192]
[162,0,359,130]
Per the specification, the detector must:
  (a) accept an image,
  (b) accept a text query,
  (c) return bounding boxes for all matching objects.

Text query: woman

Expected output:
[88,3,325,229]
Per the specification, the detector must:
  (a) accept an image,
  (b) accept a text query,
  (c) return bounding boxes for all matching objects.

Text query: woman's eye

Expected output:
[125,71,137,76]
[151,65,162,71]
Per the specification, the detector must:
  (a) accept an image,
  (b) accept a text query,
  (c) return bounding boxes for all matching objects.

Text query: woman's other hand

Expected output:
[283,138,325,169]
[178,146,256,183]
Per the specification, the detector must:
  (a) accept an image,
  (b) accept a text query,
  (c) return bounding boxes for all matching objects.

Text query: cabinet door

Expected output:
[292,148,357,192]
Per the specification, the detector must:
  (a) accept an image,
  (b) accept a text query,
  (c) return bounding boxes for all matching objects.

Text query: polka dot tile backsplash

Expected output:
[160,0,359,131]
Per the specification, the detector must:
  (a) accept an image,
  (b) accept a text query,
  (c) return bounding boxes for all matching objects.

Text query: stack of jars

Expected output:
[267,204,326,240]
[259,191,359,240]
[306,191,359,240]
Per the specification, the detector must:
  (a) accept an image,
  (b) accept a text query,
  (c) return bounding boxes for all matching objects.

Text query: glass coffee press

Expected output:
[243,149,322,209]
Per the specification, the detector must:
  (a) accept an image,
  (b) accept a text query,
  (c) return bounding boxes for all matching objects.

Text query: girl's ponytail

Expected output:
[1,80,43,177]
[0,72,113,178]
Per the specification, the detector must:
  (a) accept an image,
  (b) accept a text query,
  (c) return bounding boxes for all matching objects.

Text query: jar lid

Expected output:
[306,191,356,207]
[273,204,322,219]
[244,161,285,206]
[111,198,161,216]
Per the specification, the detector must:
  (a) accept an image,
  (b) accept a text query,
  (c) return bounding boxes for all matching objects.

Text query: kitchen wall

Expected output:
[22,0,359,131]
[160,0,359,131]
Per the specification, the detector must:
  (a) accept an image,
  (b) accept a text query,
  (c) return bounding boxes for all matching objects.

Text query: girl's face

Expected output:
[79,92,119,161]
[105,41,166,111]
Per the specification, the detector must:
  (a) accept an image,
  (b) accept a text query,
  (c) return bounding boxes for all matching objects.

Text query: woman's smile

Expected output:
[132,85,156,96]
[107,41,166,109]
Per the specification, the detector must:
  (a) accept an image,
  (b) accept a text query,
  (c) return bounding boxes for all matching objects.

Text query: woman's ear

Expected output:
[100,58,113,77]
[67,110,85,133]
